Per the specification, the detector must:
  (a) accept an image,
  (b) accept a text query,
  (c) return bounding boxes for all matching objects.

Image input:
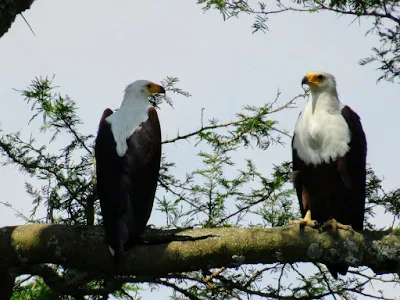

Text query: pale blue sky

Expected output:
[0,0,398,298]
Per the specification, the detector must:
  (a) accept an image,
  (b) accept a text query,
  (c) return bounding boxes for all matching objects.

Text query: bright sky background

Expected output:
[0,0,399,299]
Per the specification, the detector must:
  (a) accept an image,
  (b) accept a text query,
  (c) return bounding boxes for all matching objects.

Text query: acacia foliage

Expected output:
[198,0,400,83]
[0,76,399,299]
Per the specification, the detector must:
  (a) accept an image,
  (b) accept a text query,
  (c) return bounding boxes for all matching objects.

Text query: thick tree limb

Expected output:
[0,224,399,277]
[0,0,35,39]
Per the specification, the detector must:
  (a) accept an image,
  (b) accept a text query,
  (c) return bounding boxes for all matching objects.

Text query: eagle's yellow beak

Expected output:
[147,83,166,94]
[301,73,323,87]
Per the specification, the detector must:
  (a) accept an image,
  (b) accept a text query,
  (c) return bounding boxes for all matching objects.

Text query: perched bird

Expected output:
[291,72,367,278]
[95,80,164,262]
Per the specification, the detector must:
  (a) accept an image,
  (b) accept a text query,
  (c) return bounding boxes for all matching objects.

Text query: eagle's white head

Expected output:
[107,79,165,157]
[294,72,350,165]
[124,80,166,97]
[301,72,338,96]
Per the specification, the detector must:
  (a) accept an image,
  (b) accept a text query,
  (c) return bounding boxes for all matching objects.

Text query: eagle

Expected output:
[95,80,165,262]
[291,72,367,278]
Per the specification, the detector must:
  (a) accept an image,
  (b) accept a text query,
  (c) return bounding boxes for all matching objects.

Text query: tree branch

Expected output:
[17,265,91,298]
[156,279,202,300]
[0,0,36,39]
[162,120,242,145]
[1,224,400,277]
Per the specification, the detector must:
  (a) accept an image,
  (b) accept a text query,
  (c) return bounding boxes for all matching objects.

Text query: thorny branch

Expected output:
[162,92,303,145]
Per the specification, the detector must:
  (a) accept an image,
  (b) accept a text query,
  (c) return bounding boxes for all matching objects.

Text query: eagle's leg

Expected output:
[289,210,318,228]
[289,183,317,228]
[320,218,353,232]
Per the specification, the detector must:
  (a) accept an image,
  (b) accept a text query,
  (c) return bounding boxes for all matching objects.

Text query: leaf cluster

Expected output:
[199,0,400,83]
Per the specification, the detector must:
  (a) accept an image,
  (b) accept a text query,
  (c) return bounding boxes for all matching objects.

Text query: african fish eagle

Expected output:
[95,80,165,262]
[291,72,367,278]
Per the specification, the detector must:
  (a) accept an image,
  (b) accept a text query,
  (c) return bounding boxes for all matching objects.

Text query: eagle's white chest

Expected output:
[293,96,350,165]
[106,104,150,157]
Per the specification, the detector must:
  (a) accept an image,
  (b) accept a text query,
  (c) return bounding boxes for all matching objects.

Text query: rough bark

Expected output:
[0,0,35,39]
[0,224,400,277]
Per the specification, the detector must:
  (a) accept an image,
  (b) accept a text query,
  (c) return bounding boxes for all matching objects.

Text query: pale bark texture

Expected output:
[1,224,399,276]
[0,0,35,39]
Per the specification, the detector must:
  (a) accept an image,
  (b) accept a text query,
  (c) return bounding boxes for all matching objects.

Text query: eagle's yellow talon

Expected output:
[289,210,318,229]
[320,219,352,232]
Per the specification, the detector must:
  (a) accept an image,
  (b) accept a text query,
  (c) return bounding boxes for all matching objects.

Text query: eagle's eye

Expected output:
[317,75,324,80]
[147,84,152,89]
